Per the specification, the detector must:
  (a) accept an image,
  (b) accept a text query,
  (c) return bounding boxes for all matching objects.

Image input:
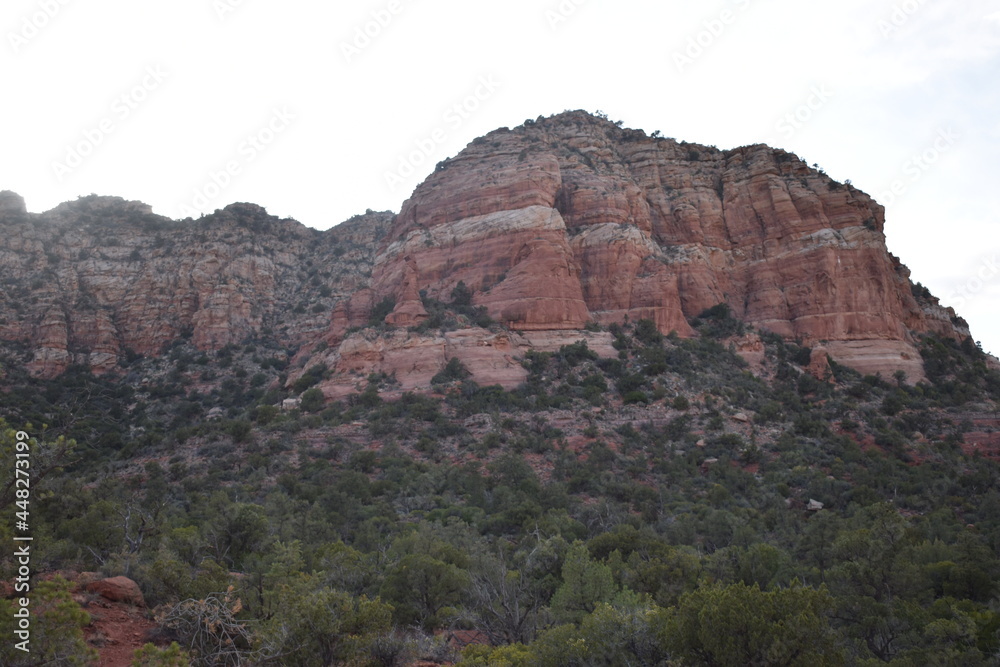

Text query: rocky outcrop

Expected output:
[354,111,970,382]
[298,328,616,399]
[0,111,977,386]
[0,195,390,377]
[807,346,833,381]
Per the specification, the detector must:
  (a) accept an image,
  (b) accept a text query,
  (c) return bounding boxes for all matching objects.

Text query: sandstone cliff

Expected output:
[0,191,389,377]
[335,111,968,382]
[0,111,975,386]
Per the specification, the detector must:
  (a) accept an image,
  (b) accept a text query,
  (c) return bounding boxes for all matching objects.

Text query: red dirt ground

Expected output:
[80,596,159,666]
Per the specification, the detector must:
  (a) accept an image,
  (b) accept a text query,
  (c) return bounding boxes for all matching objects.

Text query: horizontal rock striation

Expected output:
[357,111,970,381]
[0,111,976,386]
[0,191,389,377]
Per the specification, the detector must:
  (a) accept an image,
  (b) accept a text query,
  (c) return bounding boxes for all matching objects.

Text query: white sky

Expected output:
[3,0,999,356]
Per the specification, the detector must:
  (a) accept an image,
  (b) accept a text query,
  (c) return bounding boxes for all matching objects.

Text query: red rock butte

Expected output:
[323,111,968,387]
[0,111,973,388]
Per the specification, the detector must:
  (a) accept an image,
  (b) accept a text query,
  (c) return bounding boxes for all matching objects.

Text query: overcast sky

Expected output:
[3,0,999,356]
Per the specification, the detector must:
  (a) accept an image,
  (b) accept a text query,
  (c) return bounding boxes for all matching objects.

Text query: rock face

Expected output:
[0,111,977,385]
[342,111,970,382]
[0,193,390,377]
[300,328,616,399]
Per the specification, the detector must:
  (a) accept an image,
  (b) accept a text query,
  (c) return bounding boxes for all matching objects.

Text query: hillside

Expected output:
[1,111,999,665]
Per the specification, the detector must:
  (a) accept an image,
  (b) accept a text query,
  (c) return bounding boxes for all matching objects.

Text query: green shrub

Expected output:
[300,388,325,413]
[367,297,396,327]
[432,358,472,385]
[623,391,649,405]
[292,364,328,393]
[633,318,663,346]
[558,340,598,366]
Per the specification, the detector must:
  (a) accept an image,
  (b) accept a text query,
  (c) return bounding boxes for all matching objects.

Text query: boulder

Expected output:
[85,576,145,607]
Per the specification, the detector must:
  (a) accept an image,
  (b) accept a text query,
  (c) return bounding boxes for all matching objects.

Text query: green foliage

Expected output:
[257,579,395,666]
[379,553,469,629]
[622,390,649,404]
[919,334,1000,402]
[292,364,328,393]
[226,419,253,443]
[0,422,77,512]
[132,642,190,666]
[465,549,550,645]
[451,280,474,306]
[549,542,617,624]
[367,296,397,327]
[633,318,663,346]
[532,592,672,666]
[557,340,597,366]
[432,357,473,386]
[299,387,325,413]
[459,642,533,667]
[707,543,794,590]
[3,295,999,665]
[415,286,495,332]
[0,577,98,666]
[665,581,844,665]
[206,499,270,568]
[692,302,745,338]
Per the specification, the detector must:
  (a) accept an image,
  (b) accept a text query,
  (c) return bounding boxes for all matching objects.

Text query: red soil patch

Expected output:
[82,596,159,667]
[962,430,1000,460]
